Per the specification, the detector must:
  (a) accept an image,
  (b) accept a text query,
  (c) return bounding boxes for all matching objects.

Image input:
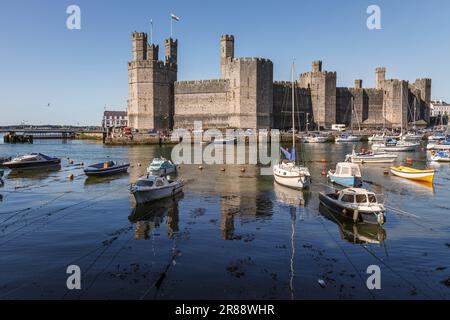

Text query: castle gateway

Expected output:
[127,33,431,131]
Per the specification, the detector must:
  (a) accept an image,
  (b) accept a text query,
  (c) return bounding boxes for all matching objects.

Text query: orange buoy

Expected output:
[198,166,203,170]
[220,167,226,172]
[383,170,389,175]
[406,158,413,165]
[240,167,245,172]
[68,173,74,180]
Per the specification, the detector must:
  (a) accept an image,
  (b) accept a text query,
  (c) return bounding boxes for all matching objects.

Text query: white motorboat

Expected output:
[427,132,447,141]
[345,149,398,164]
[401,132,424,142]
[430,150,450,162]
[273,61,311,190]
[427,139,450,150]
[368,133,399,142]
[372,139,419,152]
[327,162,362,188]
[303,133,329,143]
[147,157,177,176]
[130,174,184,204]
[335,133,361,142]
[319,188,386,225]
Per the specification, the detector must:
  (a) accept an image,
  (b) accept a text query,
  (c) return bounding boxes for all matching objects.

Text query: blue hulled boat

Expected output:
[84,161,130,177]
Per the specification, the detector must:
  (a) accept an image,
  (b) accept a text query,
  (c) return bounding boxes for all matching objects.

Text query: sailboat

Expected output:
[335,97,360,142]
[273,61,311,190]
[401,97,424,141]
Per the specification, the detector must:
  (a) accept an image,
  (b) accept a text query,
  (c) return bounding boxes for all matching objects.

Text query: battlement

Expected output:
[176,79,230,86]
[221,34,234,41]
[132,32,147,39]
[234,57,273,64]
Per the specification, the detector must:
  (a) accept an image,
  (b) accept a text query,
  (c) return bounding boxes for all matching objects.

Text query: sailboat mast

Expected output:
[291,61,296,149]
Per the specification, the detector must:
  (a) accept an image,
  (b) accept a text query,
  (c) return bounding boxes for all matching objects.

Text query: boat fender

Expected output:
[377,213,385,225]
[342,208,347,215]
[353,210,359,223]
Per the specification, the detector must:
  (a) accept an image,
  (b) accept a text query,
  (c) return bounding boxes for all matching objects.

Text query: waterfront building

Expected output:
[102,110,128,129]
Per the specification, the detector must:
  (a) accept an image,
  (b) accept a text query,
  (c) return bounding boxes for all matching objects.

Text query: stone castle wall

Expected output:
[128,32,432,131]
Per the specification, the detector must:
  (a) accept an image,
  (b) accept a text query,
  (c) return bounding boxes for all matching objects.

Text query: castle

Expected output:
[128,32,431,131]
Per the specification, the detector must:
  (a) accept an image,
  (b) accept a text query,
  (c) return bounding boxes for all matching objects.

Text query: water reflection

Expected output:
[319,203,387,244]
[128,193,183,240]
[273,182,310,207]
[6,165,61,180]
[84,172,129,186]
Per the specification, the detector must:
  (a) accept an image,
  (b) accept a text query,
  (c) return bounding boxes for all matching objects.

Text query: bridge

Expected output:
[0,126,104,134]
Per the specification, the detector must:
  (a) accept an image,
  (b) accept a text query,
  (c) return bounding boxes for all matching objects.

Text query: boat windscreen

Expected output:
[356,194,367,203]
[368,194,377,203]
[136,180,154,187]
[341,194,354,203]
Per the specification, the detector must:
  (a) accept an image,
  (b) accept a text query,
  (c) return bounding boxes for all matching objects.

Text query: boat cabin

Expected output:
[334,162,361,177]
[337,188,379,204]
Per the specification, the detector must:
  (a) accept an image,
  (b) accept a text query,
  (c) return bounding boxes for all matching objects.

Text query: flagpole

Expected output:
[170,15,172,38]
[150,19,153,44]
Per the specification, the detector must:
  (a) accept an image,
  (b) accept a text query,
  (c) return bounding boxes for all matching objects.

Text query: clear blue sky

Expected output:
[0,0,449,126]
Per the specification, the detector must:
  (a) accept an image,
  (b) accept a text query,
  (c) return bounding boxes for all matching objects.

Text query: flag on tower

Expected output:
[171,13,180,21]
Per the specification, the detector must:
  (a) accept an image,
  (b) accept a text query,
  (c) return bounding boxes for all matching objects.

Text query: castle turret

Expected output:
[220,35,234,78]
[312,60,322,73]
[375,67,386,90]
[355,79,363,89]
[165,38,178,66]
[132,32,147,61]
[148,43,159,61]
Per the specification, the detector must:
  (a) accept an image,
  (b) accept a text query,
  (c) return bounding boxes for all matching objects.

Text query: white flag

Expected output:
[171,13,180,21]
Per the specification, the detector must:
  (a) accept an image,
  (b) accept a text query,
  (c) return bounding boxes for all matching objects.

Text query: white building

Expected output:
[102,111,128,129]
[430,100,450,117]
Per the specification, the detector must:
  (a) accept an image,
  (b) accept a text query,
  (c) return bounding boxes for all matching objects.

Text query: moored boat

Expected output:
[372,139,419,152]
[430,150,450,162]
[427,132,447,141]
[3,153,61,170]
[319,188,386,225]
[303,133,329,143]
[147,157,177,176]
[327,162,362,187]
[390,166,435,183]
[345,149,398,164]
[368,133,399,142]
[335,133,361,142]
[84,161,130,177]
[130,174,184,204]
[427,139,450,150]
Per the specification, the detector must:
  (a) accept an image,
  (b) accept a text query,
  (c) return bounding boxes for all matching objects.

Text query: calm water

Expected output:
[0,136,449,300]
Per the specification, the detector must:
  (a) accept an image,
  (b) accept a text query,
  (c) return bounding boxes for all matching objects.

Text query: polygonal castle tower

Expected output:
[127,32,177,131]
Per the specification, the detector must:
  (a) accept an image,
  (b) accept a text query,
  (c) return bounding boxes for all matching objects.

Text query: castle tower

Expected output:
[220,35,234,78]
[412,78,432,123]
[375,67,386,90]
[132,32,148,61]
[127,32,178,131]
[165,38,178,65]
[299,61,336,129]
[355,79,363,89]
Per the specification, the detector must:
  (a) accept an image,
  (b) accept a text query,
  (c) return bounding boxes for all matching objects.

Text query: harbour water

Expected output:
[0,137,449,299]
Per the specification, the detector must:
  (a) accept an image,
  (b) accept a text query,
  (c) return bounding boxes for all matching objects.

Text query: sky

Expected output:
[0,0,449,126]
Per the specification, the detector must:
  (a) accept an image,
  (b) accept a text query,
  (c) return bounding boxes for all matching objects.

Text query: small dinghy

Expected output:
[327,162,362,187]
[335,133,360,142]
[84,161,130,177]
[3,153,61,170]
[319,188,386,225]
[147,157,177,176]
[390,166,435,183]
[345,149,398,164]
[430,150,450,162]
[130,174,184,204]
